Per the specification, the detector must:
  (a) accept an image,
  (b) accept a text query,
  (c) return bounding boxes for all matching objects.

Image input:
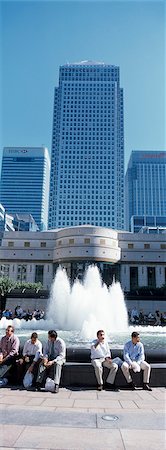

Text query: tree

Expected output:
[0,277,15,312]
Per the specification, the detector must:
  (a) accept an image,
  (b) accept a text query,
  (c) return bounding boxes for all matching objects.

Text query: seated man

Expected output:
[121,331,152,391]
[91,329,122,391]
[0,325,20,387]
[36,330,66,393]
[17,332,42,385]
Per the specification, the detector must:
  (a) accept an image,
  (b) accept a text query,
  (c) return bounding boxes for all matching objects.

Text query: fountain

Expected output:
[0,265,165,349]
[47,265,128,338]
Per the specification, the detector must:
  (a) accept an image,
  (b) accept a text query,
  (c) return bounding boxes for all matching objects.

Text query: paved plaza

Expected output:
[0,386,165,449]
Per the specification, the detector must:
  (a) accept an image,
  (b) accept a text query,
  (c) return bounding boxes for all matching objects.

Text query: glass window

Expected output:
[17,265,27,282]
[0,264,10,278]
[40,242,46,248]
[35,265,44,284]
[84,238,90,244]
[144,244,150,249]
[69,239,74,244]
[128,243,134,249]
[24,242,30,248]
[8,241,14,248]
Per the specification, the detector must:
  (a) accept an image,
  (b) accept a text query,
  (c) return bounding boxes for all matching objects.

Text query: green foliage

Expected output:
[0,277,15,297]
[14,281,43,291]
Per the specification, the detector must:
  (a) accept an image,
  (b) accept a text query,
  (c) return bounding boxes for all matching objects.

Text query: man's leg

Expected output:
[121,361,135,389]
[36,361,47,389]
[140,361,152,390]
[91,359,104,388]
[103,360,118,385]
[53,361,63,385]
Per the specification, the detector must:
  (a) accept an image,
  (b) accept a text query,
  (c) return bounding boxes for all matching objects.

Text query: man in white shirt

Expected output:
[17,332,42,384]
[91,330,122,391]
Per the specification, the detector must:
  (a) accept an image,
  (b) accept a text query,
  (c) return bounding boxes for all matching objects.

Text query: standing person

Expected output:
[17,332,42,385]
[131,307,139,324]
[0,325,20,387]
[36,330,66,393]
[121,331,152,391]
[91,330,122,391]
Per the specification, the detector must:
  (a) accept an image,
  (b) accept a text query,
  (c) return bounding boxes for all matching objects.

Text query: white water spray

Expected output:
[46,265,128,338]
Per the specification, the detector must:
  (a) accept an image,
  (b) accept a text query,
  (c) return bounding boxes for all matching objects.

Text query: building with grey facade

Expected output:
[49,61,124,230]
[0,225,165,296]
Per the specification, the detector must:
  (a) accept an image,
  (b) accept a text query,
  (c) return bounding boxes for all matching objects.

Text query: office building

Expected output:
[49,61,124,230]
[0,147,50,230]
[125,151,166,231]
[0,225,165,305]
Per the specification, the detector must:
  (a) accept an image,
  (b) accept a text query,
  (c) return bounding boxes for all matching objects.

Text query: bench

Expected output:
[60,348,166,388]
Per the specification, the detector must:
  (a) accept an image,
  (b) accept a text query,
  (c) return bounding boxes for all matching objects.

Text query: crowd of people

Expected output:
[1,305,165,326]
[0,305,45,321]
[0,325,152,393]
[128,307,166,326]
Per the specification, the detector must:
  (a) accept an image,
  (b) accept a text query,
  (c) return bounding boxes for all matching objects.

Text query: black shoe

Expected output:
[127,382,135,390]
[143,383,152,391]
[105,382,120,392]
[54,384,59,394]
[97,384,103,391]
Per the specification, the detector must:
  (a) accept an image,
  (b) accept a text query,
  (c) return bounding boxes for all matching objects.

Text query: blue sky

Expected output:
[1,0,165,170]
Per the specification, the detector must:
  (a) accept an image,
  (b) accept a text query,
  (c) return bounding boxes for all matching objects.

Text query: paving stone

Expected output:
[97,411,165,429]
[0,424,25,447]
[0,408,97,428]
[14,426,124,449]
[73,399,122,409]
[121,429,165,449]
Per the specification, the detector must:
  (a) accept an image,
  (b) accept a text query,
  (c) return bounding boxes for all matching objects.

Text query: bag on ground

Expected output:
[45,377,55,392]
[23,370,34,388]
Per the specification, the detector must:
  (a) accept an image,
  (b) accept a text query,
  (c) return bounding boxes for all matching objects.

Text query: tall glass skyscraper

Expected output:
[125,151,166,231]
[0,147,50,230]
[49,61,124,229]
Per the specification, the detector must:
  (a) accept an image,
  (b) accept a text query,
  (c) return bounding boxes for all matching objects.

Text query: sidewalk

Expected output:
[0,386,165,449]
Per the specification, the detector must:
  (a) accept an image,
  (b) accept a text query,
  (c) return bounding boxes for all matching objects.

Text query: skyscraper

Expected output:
[125,151,166,231]
[0,147,50,230]
[49,61,124,229]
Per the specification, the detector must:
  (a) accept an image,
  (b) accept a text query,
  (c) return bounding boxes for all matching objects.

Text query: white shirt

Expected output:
[23,339,42,362]
[91,339,111,360]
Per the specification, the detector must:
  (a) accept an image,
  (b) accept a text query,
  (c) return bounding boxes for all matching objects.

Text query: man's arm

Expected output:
[136,343,145,364]
[123,342,132,365]
[56,340,66,361]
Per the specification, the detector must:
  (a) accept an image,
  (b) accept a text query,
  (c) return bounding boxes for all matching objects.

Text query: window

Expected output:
[24,242,30,248]
[147,267,156,288]
[100,239,106,245]
[8,241,14,248]
[84,238,90,244]
[58,240,62,246]
[69,239,74,244]
[40,242,46,248]
[161,244,166,249]
[17,265,27,282]
[128,243,134,249]
[144,244,150,249]
[35,265,44,284]
[0,264,10,278]
[130,267,138,290]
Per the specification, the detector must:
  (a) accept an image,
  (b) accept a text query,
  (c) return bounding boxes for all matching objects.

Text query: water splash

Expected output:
[46,265,128,338]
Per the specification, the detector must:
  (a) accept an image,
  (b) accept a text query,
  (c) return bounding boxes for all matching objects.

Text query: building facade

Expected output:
[0,225,165,293]
[0,147,50,230]
[49,61,124,230]
[125,151,166,231]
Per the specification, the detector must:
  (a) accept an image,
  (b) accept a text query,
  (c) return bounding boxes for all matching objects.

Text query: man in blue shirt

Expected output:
[121,331,152,391]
